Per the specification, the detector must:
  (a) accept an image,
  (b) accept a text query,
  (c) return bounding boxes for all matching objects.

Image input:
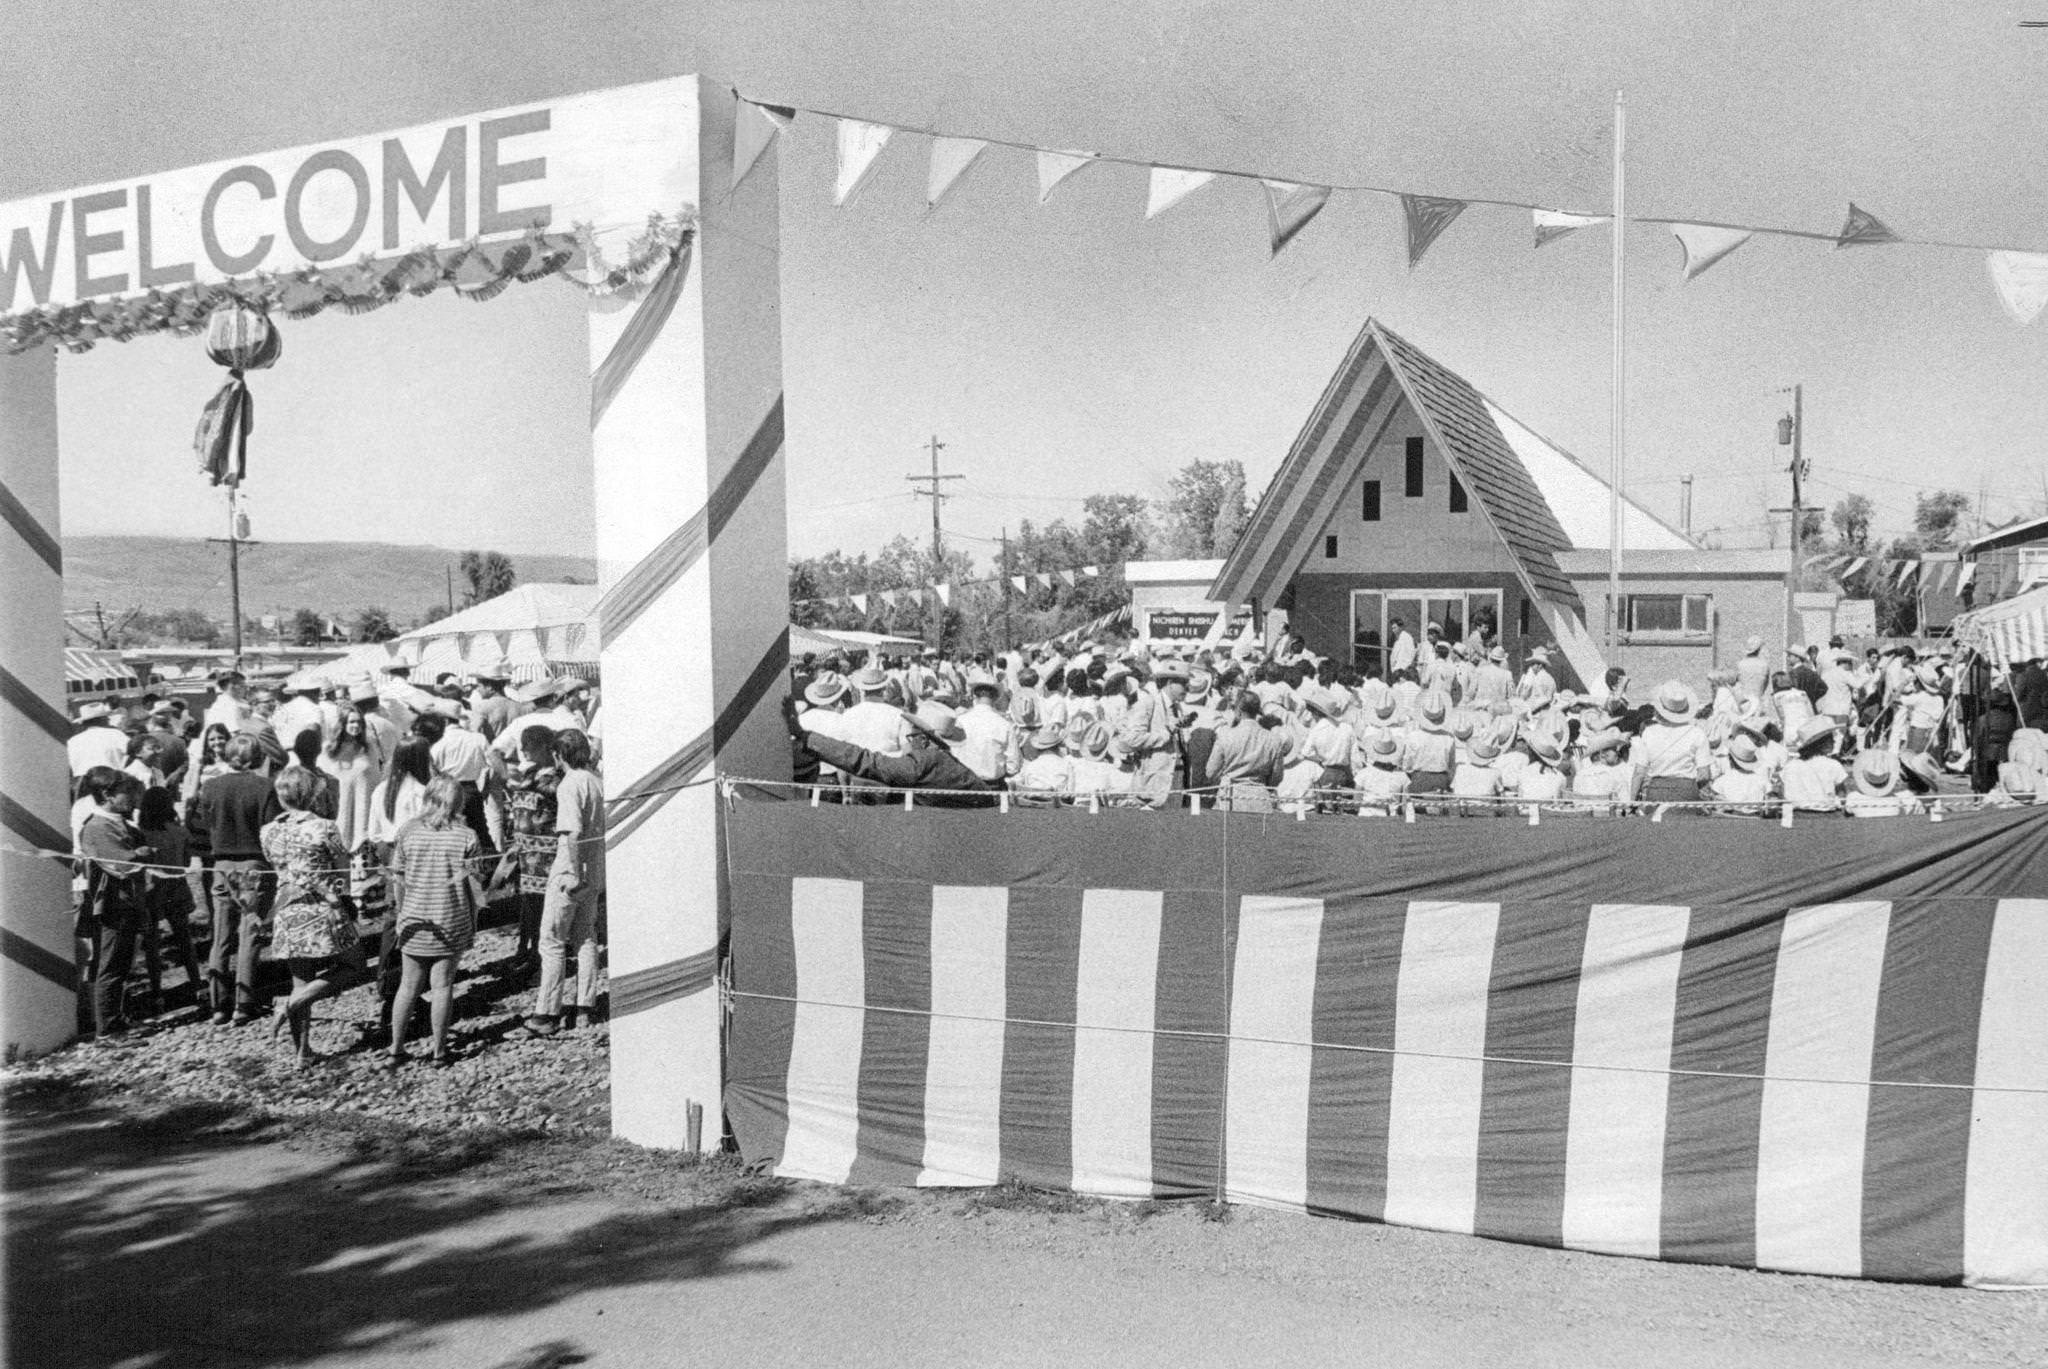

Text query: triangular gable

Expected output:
[1211,318,1583,620]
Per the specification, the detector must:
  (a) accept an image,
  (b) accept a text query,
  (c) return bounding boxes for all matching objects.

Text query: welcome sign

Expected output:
[0,77,700,317]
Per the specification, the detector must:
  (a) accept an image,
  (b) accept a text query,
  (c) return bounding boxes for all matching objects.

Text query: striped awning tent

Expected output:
[63,648,139,693]
[1951,584,2048,668]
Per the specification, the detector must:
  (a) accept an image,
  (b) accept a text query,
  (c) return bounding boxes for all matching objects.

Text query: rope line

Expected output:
[726,989,2048,1096]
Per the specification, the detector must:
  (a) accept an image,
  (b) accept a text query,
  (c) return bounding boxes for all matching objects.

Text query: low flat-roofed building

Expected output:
[1210,318,1789,693]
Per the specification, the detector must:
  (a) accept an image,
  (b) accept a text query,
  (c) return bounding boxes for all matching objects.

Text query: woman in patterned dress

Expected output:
[489,725,559,974]
[259,766,362,1063]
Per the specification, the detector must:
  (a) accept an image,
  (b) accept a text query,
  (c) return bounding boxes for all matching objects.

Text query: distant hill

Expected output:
[63,536,597,628]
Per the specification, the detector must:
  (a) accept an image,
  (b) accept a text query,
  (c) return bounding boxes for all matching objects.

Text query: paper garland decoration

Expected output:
[1671,223,1753,282]
[1401,195,1468,267]
[1987,252,2048,326]
[1037,149,1095,203]
[1262,180,1333,257]
[1835,203,1900,249]
[1533,208,1610,248]
[1010,575,1028,592]
[935,584,952,606]
[834,119,895,206]
[927,137,989,209]
[732,97,795,189]
[849,593,869,614]
[1147,168,1218,220]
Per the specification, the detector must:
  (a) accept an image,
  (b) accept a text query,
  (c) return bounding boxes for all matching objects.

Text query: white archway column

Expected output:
[0,346,78,1057]
[591,76,788,1149]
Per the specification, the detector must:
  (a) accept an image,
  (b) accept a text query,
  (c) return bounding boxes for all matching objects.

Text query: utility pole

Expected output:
[203,486,254,668]
[446,565,456,616]
[1680,475,1694,539]
[905,435,963,649]
[1770,385,1806,656]
[1606,89,1627,658]
[1000,526,1014,651]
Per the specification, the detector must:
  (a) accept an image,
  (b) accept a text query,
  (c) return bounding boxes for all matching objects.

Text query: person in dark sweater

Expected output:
[77,772,152,1038]
[187,734,281,1023]
[798,702,1001,808]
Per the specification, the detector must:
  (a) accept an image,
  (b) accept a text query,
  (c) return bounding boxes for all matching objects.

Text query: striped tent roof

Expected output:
[1951,583,2048,668]
[64,648,138,689]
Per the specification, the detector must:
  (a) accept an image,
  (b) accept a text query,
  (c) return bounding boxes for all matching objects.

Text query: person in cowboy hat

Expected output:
[1629,680,1712,804]
[269,673,326,757]
[1896,662,1947,759]
[1568,728,1632,809]
[1467,646,1514,710]
[1509,730,1568,803]
[1013,715,1083,804]
[796,699,1001,807]
[1779,715,1849,812]
[1202,689,1289,812]
[1121,657,1190,809]
[1707,734,1773,812]
[1736,634,1771,703]
[1515,645,1558,712]
[1353,730,1410,815]
[957,673,1021,785]
[838,665,913,759]
[468,668,519,743]
[1295,685,1356,809]
[1450,732,1506,807]
[1845,748,1922,818]
[793,672,854,792]
[1403,690,1458,794]
[69,701,130,779]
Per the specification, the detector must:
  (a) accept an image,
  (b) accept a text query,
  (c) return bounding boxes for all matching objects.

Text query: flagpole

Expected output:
[1608,91,1626,660]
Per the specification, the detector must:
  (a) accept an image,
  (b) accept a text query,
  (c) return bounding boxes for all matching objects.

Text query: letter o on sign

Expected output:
[284,150,371,263]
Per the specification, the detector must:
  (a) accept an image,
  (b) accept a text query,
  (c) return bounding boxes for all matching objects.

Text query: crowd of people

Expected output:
[789,624,2048,816]
[66,666,607,1054]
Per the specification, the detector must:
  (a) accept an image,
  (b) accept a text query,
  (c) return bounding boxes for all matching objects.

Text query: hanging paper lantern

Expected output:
[193,303,281,488]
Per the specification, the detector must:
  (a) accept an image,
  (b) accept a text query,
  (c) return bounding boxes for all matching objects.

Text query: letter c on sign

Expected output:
[284,150,371,263]
[201,166,276,275]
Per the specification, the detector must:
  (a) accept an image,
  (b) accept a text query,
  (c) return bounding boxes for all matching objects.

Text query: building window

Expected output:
[1621,593,1712,637]
[1405,436,1424,497]
[1448,473,1468,513]
[1361,480,1381,521]
[1518,596,1530,638]
[1324,534,1338,559]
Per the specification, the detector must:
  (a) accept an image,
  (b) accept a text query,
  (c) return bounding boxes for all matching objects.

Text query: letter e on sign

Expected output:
[478,110,552,235]
[72,189,129,299]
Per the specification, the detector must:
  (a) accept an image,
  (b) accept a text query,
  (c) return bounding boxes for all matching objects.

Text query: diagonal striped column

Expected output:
[0,345,75,1056]
[592,76,789,1149]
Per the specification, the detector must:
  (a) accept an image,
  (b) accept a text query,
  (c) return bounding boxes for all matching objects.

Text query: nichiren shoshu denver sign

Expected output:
[0,78,701,316]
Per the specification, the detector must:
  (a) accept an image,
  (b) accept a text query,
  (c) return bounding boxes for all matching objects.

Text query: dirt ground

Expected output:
[6,1083,2042,1369]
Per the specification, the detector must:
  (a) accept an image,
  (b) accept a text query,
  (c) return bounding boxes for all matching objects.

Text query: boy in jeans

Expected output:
[186,734,280,1023]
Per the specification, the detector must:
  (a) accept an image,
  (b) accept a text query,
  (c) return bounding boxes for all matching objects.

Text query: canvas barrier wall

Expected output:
[723,798,2048,1287]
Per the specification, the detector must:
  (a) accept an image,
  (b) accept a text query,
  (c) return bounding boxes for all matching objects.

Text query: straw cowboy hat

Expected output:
[1467,735,1502,763]
[1527,646,1553,666]
[1581,728,1626,759]
[1082,722,1114,759]
[1526,733,1565,766]
[804,673,849,708]
[348,676,383,705]
[1792,715,1838,754]
[1744,635,1765,655]
[1185,669,1214,703]
[1449,712,1478,742]
[1417,690,1452,730]
[1652,680,1699,726]
[1898,749,1941,795]
[852,666,891,694]
[76,701,113,722]
[1853,749,1900,797]
[1301,685,1344,721]
[1028,718,1065,752]
[1726,735,1761,772]
[1151,659,1191,684]
[1366,732,1402,763]
[908,701,966,743]
[1488,646,1508,664]
[1062,714,1094,750]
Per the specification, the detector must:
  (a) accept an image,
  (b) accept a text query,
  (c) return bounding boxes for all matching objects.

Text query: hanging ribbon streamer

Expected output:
[1987,251,2048,325]
[1262,180,1333,256]
[1402,194,1468,267]
[1670,223,1753,281]
[192,303,281,487]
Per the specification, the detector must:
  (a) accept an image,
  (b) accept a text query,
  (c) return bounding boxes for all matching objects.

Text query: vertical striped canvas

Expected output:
[725,802,2048,1287]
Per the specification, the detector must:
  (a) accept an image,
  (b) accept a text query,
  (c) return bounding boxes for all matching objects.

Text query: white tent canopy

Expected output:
[1951,584,2048,668]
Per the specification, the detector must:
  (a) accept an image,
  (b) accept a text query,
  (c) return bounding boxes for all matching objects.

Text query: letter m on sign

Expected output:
[2,203,64,312]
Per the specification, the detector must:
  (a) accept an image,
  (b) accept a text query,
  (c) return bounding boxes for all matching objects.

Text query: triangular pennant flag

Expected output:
[1036,572,1055,590]
[1011,575,1028,593]
[1931,562,1954,593]
[1147,167,1217,220]
[834,119,895,206]
[850,593,869,614]
[732,97,794,189]
[1082,565,1100,578]
[1401,194,1468,268]
[494,630,512,656]
[1533,208,1610,248]
[1896,561,1917,587]
[1835,203,1900,249]
[1843,557,1868,580]
[879,589,897,608]
[1037,149,1095,203]
[1261,179,1332,256]
[1987,252,2048,326]
[1670,223,1753,281]
[935,583,952,606]
[1958,563,1978,590]
[1059,569,1077,587]
[927,137,988,209]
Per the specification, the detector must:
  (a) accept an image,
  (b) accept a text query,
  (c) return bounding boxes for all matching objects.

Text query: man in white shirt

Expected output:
[1516,646,1558,712]
[68,703,129,778]
[955,679,1019,784]
[1388,619,1418,676]
[1469,647,1514,709]
[839,667,913,757]
[269,675,325,754]
[203,672,252,734]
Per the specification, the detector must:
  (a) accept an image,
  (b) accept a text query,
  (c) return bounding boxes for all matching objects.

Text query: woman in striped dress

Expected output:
[385,775,482,1068]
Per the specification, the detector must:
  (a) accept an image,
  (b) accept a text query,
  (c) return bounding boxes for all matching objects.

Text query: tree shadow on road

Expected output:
[4,1086,839,1369]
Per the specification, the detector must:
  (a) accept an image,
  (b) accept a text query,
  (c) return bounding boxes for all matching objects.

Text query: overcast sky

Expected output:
[13,1,2048,565]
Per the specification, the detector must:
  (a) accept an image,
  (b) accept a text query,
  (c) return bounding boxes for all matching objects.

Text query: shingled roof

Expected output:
[1212,319,1601,615]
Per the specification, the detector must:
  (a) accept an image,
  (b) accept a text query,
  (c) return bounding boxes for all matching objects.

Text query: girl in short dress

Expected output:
[259,766,362,1064]
[386,776,483,1069]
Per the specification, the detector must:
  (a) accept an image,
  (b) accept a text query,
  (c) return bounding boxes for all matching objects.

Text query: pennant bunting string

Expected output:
[1262,180,1333,256]
[926,136,989,209]
[1533,208,1610,249]
[1987,252,2048,326]
[1147,167,1218,220]
[1402,194,1469,268]
[833,119,895,206]
[1671,223,1754,281]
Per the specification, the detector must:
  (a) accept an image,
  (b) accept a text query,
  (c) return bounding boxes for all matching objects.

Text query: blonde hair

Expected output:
[416,774,464,831]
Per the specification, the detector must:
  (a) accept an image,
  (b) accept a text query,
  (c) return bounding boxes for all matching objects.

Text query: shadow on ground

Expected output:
[3,1085,835,1369]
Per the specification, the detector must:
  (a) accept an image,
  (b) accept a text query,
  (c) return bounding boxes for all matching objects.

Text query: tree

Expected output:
[290,608,325,646]
[1158,459,1251,558]
[458,550,516,606]
[415,603,451,628]
[1829,493,1874,552]
[1913,490,1972,550]
[1080,493,1153,567]
[353,606,398,643]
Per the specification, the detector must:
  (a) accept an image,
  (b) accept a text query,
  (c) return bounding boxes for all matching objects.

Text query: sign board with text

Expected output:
[0,78,699,316]
[1144,607,1253,641]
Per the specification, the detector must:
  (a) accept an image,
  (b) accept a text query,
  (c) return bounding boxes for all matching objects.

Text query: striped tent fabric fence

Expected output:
[724,800,2048,1287]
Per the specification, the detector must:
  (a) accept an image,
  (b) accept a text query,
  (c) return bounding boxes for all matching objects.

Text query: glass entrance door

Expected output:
[1362,589,1504,673]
